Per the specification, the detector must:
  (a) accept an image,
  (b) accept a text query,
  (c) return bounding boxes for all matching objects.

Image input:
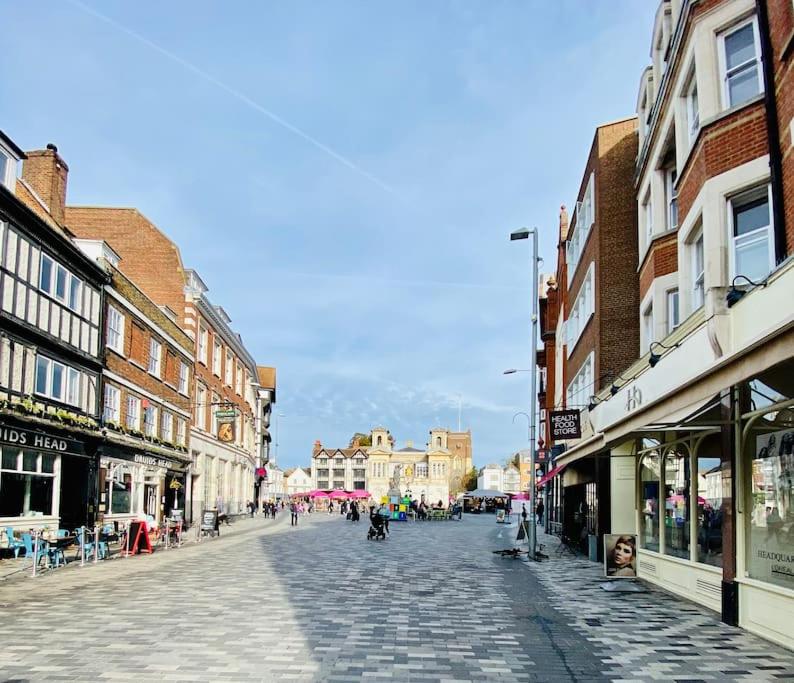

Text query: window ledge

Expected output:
[107,346,126,360]
[736,575,794,600]
[128,359,147,372]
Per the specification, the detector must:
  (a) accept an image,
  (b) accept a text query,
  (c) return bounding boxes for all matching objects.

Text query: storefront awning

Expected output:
[536,464,566,488]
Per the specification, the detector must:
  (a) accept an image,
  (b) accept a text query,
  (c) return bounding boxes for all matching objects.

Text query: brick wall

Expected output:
[595,119,640,389]
[638,233,678,301]
[65,207,188,322]
[192,312,254,444]
[21,147,68,225]
[768,0,794,258]
[678,102,769,220]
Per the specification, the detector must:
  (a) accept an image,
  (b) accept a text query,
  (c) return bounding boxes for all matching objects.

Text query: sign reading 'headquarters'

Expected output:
[549,410,581,440]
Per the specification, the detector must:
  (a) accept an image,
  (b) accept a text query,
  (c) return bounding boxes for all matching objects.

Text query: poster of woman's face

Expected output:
[604,534,637,578]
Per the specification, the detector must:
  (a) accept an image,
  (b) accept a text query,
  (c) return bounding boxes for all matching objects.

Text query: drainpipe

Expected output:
[756,0,787,264]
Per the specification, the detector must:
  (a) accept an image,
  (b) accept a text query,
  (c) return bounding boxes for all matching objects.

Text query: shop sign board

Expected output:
[0,422,84,455]
[201,509,219,536]
[215,409,237,419]
[134,453,171,469]
[549,410,581,440]
[604,534,637,578]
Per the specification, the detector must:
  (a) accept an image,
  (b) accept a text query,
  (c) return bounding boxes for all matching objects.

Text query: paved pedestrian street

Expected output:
[1,515,793,682]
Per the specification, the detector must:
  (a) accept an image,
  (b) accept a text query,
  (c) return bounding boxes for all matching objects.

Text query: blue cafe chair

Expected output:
[20,533,49,567]
[4,527,25,559]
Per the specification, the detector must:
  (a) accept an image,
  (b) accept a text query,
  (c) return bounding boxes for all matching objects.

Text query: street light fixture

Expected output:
[509,226,540,562]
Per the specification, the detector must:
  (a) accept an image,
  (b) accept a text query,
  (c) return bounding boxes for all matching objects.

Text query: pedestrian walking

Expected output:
[521,504,528,523]
[247,500,255,518]
[328,501,334,515]
[536,500,545,526]
[290,501,299,526]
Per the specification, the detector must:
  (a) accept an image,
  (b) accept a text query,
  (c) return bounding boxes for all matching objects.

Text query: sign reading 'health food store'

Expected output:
[549,410,581,440]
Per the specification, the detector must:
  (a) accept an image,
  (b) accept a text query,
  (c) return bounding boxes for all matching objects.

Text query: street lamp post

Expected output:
[509,227,540,561]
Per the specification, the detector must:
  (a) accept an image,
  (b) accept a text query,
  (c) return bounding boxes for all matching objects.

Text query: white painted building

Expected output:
[477,464,504,492]
[284,467,312,495]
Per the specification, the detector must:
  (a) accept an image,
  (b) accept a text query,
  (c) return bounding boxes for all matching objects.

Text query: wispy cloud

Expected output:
[66,0,398,196]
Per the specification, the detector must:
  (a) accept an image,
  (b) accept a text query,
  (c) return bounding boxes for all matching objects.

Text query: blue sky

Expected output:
[1,1,656,469]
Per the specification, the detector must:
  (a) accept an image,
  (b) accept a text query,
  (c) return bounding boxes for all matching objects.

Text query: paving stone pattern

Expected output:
[0,515,790,682]
[528,529,794,682]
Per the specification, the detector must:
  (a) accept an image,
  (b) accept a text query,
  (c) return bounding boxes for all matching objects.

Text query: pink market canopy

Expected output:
[308,490,329,498]
[511,492,530,501]
[329,490,350,500]
[350,490,371,499]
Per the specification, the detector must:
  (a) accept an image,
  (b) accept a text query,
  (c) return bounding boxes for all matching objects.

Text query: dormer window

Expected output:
[0,132,24,191]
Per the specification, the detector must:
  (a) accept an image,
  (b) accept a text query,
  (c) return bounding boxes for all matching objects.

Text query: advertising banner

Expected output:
[604,534,637,578]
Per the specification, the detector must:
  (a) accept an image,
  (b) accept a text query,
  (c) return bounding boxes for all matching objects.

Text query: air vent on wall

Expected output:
[639,559,657,574]
[696,578,721,597]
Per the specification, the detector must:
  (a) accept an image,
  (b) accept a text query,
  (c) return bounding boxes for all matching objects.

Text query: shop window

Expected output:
[0,447,56,517]
[106,467,133,515]
[640,453,660,551]
[745,403,794,591]
[697,444,723,567]
[663,448,690,560]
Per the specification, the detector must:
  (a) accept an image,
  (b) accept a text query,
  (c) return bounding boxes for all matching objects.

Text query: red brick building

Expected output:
[74,238,193,527]
[536,119,640,545]
[550,0,794,647]
[66,208,267,522]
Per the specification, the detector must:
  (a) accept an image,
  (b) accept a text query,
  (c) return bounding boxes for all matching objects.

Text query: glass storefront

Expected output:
[0,447,57,518]
[640,452,660,551]
[664,447,690,560]
[696,433,723,567]
[743,361,794,591]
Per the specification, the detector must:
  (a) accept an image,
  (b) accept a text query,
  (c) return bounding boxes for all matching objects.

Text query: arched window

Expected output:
[639,452,660,552]
[377,435,382,446]
[436,436,441,448]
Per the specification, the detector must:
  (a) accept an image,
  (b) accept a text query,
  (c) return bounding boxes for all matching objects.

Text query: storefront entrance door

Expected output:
[144,484,157,518]
[59,456,95,530]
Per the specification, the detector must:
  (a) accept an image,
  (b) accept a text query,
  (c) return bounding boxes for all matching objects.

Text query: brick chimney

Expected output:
[313,440,322,456]
[22,144,69,225]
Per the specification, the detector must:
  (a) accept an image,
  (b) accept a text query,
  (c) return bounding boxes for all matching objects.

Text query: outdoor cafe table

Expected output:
[44,535,76,567]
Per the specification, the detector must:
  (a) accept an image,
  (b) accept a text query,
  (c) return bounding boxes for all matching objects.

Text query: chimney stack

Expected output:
[313,440,322,456]
[22,144,69,225]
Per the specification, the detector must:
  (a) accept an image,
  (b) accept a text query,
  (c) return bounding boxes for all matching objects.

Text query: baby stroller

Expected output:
[367,512,387,540]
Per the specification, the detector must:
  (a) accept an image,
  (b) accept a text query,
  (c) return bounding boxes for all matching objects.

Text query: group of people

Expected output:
[246,500,285,518]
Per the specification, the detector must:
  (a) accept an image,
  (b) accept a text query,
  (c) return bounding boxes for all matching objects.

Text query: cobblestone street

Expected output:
[1,514,793,682]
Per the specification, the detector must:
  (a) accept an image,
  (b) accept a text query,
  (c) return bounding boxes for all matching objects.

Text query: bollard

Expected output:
[80,527,86,566]
[93,526,99,564]
[165,520,169,551]
[31,530,39,578]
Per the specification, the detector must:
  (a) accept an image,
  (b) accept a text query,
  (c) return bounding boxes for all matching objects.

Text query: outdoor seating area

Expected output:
[0,517,186,579]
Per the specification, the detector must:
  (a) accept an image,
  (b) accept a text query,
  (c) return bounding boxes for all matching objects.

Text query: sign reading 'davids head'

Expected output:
[0,423,83,455]
[549,410,582,440]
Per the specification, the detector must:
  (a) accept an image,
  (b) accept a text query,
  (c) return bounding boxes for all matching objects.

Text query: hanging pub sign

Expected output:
[216,410,236,443]
[549,410,581,440]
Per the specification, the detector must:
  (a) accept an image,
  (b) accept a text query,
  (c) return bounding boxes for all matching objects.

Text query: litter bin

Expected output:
[588,534,598,562]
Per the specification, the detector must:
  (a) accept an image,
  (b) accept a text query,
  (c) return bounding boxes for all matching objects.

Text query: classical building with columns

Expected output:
[311,426,472,504]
